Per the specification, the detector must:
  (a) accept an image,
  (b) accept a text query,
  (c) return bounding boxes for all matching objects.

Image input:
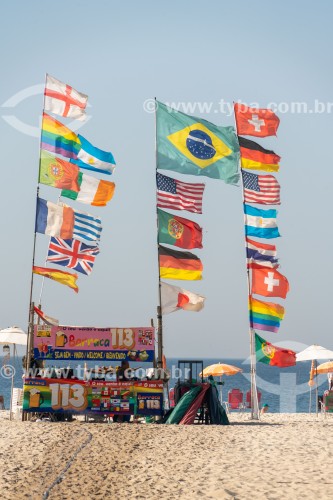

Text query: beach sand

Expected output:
[0,411,332,499]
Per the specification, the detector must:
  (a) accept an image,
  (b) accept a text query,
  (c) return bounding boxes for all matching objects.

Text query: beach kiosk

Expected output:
[23,324,164,421]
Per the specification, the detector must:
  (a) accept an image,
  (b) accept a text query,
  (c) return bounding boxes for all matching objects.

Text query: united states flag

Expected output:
[242,171,280,205]
[156,172,205,213]
[47,237,100,275]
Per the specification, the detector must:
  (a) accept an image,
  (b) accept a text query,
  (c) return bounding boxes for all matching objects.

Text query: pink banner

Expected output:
[33,325,155,361]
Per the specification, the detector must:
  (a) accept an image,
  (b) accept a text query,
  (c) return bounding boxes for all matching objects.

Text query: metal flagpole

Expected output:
[232,101,259,420]
[24,75,47,421]
[9,344,16,421]
[315,360,319,417]
[154,97,164,369]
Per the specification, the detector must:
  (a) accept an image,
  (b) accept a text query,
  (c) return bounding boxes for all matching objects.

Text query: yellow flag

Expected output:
[33,266,78,293]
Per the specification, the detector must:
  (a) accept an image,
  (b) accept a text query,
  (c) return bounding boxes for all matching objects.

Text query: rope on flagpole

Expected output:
[37,193,62,308]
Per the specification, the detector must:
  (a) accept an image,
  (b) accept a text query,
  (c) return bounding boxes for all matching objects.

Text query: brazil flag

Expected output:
[157,101,240,183]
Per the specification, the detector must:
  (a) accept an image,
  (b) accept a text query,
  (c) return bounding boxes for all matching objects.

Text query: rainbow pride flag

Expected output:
[249,297,285,333]
[41,113,81,159]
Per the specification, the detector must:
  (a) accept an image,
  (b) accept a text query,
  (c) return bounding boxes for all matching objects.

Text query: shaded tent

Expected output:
[165,381,229,425]
[0,326,27,420]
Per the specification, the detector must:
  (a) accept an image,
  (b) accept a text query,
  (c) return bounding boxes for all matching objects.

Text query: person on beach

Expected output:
[261,403,269,415]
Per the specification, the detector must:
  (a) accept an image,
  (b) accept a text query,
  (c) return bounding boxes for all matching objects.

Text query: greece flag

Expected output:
[73,210,102,244]
[71,134,116,175]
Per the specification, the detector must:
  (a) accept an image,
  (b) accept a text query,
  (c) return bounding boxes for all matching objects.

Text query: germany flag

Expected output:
[158,245,203,281]
[238,137,280,172]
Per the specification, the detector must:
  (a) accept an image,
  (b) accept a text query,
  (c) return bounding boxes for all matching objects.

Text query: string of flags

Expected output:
[33,74,116,300]
[156,101,240,314]
[156,99,295,364]
[235,102,296,367]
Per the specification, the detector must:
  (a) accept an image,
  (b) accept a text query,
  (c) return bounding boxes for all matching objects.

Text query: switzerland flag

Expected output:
[234,103,280,137]
[251,265,289,299]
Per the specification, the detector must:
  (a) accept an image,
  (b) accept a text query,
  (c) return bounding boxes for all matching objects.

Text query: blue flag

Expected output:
[244,204,280,239]
[73,210,102,244]
[71,134,116,175]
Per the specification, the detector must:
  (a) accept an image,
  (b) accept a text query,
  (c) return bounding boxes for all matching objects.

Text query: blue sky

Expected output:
[1,0,333,357]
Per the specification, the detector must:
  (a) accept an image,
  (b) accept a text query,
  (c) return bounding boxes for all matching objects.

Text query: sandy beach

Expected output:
[0,412,332,500]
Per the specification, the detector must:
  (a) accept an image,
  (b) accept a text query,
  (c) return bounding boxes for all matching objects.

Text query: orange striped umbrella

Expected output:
[314,361,333,374]
[200,363,242,377]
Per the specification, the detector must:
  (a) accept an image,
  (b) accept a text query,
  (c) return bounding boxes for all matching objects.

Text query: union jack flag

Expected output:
[47,237,100,275]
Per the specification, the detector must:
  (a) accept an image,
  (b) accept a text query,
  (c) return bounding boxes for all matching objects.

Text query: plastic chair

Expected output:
[11,388,23,420]
[169,387,175,408]
[228,389,245,410]
[245,390,262,409]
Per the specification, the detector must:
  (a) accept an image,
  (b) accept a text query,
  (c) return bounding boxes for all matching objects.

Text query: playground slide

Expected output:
[179,383,210,425]
[208,383,229,425]
[165,385,202,424]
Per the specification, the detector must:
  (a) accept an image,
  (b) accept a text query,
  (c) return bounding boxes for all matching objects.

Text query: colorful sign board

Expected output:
[23,378,164,416]
[33,325,155,361]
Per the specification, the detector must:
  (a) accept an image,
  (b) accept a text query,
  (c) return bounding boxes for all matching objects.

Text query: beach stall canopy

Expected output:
[296,345,333,361]
[0,326,27,345]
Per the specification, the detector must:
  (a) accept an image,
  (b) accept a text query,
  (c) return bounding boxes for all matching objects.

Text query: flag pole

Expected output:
[154,97,164,369]
[25,74,47,376]
[232,102,259,420]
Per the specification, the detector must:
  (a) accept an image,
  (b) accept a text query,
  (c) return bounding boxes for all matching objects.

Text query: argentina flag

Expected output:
[244,204,280,239]
[73,210,102,244]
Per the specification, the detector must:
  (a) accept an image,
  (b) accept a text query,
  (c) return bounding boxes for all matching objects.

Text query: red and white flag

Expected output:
[234,103,280,137]
[44,74,88,120]
[242,171,280,205]
[34,306,59,326]
[157,172,205,214]
[251,265,289,299]
[161,282,205,314]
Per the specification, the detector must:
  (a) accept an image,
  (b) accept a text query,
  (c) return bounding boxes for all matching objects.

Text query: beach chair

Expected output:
[11,388,23,420]
[245,390,262,409]
[227,389,245,410]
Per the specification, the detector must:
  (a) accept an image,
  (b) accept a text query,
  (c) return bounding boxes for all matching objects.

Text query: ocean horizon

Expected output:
[0,356,330,413]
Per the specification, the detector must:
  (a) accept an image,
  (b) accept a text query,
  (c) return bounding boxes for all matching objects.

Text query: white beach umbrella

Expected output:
[296,345,333,361]
[296,344,333,416]
[0,326,27,345]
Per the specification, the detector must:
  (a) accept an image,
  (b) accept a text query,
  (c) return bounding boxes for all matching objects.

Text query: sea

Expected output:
[0,356,330,414]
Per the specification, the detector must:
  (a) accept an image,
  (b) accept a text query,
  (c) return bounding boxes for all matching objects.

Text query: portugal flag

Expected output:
[39,150,80,191]
[255,333,296,367]
[157,208,202,249]
[159,245,203,280]
[238,137,280,172]
[234,103,280,137]
[251,265,289,299]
